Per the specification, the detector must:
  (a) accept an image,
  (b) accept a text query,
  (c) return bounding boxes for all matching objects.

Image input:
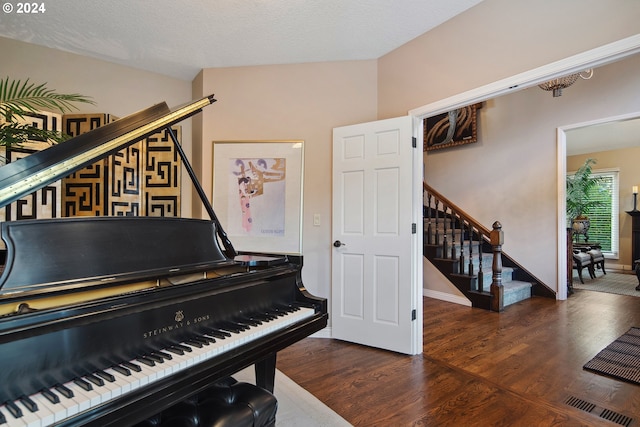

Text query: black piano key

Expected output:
[278,303,299,312]
[41,389,60,404]
[153,351,173,361]
[19,395,37,412]
[191,336,211,345]
[145,353,164,363]
[166,346,184,356]
[198,335,216,344]
[239,316,262,326]
[235,321,251,330]
[173,344,192,353]
[4,400,22,418]
[95,370,116,382]
[74,378,93,391]
[136,357,155,367]
[122,361,142,372]
[217,321,243,333]
[112,365,131,376]
[0,408,6,424]
[54,383,74,399]
[230,319,252,328]
[205,328,231,339]
[85,374,105,387]
[184,339,203,349]
[260,311,278,321]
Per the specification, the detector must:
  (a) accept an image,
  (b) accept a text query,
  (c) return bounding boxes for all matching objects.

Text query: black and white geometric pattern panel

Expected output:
[60,114,181,218]
[143,126,181,217]
[0,149,62,222]
[0,110,63,229]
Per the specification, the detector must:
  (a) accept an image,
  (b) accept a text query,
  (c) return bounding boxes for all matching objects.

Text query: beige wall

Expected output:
[378,0,640,118]
[568,146,640,270]
[423,51,640,293]
[375,0,640,296]
[0,36,196,214]
[193,62,378,298]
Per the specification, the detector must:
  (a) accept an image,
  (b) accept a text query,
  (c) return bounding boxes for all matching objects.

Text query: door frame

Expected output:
[410,34,640,301]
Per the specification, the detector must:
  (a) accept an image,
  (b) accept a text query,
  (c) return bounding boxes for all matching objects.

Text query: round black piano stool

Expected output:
[133,377,277,427]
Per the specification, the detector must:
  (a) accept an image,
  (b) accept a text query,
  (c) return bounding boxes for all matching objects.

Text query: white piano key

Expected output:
[0,402,28,427]
[14,400,41,427]
[24,393,56,426]
[51,386,81,420]
[115,365,147,391]
[32,392,66,424]
[93,376,121,401]
[103,370,130,395]
[102,368,133,395]
[62,381,101,410]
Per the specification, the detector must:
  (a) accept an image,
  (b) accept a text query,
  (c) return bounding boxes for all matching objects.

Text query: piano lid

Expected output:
[0,95,216,209]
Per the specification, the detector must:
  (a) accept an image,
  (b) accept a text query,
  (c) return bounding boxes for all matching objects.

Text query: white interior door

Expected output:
[331,116,422,355]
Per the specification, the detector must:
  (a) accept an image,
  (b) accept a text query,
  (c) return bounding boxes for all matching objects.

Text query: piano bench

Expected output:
[134,377,277,427]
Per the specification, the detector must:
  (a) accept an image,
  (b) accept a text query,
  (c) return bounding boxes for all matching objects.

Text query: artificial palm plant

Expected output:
[566,158,605,238]
[0,77,94,147]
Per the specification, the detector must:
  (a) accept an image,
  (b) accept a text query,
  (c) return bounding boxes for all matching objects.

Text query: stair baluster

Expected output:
[442,205,449,259]
[434,199,440,246]
[490,221,505,312]
[426,194,433,245]
[467,222,474,277]
[459,219,466,276]
[477,231,484,292]
[450,210,457,260]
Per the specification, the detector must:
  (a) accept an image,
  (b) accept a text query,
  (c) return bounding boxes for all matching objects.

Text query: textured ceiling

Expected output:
[0,0,483,80]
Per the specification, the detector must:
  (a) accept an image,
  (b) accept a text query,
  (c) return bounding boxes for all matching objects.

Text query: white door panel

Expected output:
[332,116,422,355]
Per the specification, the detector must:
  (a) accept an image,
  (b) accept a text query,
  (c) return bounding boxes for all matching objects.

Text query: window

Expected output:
[570,169,619,256]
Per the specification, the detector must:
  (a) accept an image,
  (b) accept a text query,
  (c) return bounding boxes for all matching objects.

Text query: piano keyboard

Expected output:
[0,305,315,427]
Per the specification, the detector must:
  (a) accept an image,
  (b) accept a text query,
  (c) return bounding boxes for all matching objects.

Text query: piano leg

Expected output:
[255,352,276,393]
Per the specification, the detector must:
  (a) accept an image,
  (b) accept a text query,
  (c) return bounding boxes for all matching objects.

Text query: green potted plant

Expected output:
[566,158,604,241]
[0,77,94,148]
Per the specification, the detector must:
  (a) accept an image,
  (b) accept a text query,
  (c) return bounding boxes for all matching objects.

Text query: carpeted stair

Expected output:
[424,220,532,309]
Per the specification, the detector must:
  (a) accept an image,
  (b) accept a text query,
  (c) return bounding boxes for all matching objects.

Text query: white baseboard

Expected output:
[423,288,472,307]
[605,262,634,272]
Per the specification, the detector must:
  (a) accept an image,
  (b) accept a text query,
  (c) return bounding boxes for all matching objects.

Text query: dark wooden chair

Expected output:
[587,248,606,276]
[573,251,594,284]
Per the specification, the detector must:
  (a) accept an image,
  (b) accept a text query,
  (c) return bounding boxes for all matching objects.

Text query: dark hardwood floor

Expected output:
[278,290,640,426]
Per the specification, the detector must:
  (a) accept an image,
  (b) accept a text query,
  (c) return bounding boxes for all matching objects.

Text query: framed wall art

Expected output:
[424,103,481,151]
[212,140,304,254]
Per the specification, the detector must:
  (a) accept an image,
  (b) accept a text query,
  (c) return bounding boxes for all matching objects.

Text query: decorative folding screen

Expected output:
[61,114,181,217]
[0,111,63,223]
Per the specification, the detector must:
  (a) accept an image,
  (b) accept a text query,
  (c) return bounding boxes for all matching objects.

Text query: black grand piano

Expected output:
[0,96,328,426]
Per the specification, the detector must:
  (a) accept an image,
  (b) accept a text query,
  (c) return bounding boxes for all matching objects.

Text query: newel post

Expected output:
[490,221,504,312]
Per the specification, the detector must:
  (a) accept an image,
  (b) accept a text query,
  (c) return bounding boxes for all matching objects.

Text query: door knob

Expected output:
[333,240,345,247]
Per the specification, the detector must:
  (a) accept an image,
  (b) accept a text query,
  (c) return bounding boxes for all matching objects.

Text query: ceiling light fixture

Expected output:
[538,69,594,97]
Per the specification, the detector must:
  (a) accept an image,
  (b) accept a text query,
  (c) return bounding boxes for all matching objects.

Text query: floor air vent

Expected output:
[565,396,634,427]
[601,409,634,427]
[565,396,596,413]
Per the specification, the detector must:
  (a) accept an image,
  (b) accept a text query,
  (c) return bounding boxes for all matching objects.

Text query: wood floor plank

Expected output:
[278,289,640,426]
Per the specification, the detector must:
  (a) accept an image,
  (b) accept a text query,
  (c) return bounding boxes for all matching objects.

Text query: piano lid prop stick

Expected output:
[165,126,237,258]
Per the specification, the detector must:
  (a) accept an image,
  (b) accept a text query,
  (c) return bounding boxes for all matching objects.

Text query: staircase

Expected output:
[423,182,555,311]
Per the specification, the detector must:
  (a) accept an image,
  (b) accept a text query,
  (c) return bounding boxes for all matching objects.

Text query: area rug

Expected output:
[583,327,640,385]
[572,271,640,297]
[234,367,352,426]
